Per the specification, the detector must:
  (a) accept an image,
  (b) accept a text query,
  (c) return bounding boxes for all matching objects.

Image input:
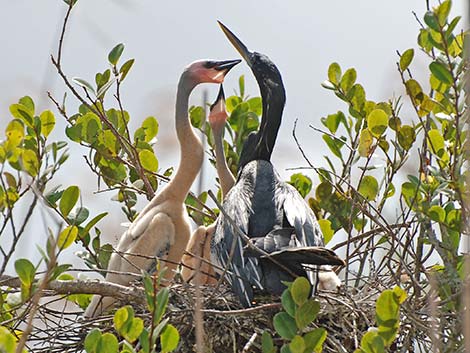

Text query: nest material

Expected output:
[24,280,380,353]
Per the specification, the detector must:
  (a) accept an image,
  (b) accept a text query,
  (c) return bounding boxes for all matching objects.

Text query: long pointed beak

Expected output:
[214,59,241,72]
[217,21,252,66]
[210,84,225,111]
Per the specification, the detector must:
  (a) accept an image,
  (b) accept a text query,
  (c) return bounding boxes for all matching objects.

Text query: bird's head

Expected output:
[217,21,285,95]
[184,59,241,85]
[209,84,228,132]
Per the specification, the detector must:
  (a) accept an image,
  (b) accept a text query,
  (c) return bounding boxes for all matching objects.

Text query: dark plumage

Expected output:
[211,22,343,307]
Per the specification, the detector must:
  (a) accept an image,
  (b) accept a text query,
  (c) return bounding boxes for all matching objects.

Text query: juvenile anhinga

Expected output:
[181,85,235,285]
[84,59,240,317]
[211,22,344,307]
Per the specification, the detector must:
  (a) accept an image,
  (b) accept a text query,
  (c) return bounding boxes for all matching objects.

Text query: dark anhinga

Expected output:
[211,22,344,307]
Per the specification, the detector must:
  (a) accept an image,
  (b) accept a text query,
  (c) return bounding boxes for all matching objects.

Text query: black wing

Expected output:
[211,179,263,307]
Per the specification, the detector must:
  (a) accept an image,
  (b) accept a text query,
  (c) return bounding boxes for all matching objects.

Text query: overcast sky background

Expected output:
[0,0,465,270]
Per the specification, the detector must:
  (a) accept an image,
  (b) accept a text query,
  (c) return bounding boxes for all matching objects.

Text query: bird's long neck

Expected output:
[256,85,284,160]
[213,126,235,197]
[238,79,285,171]
[165,76,204,202]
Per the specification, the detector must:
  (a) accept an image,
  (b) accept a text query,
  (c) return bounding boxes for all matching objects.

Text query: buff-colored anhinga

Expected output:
[181,85,235,285]
[84,59,240,318]
[212,22,344,307]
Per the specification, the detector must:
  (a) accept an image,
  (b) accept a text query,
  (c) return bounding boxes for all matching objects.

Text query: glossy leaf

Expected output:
[14,258,35,286]
[72,77,96,95]
[397,125,415,150]
[429,205,445,223]
[108,43,125,65]
[281,289,296,317]
[57,225,79,249]
[120,59,135,81]
[21,149,39,177]
[154,287,169,324]
[40,110,55,137]
[84,328,101,353]
[291,276,311,306]
[289,335,305,353]
[139,150,158,172]
[59,186,80,217]
[261,331,276,353]
[358,129,373,157]
[304,328,327,353]
[273,312,297,339]
[358,176,379,201]
[141,116,159,142]
[295,299,320,329]
[327,62,341,85]
[161,324,180,353]
[10,104,33,127]
[288,173,312,198]
[424,11,440,31]
[340,68,356,92]
[318,219,334,244]
[429,61,453,85]
[5,120,24,147]
[427,129,445,154]
[367,109,388,137]
[97,333,119,353]
[399,49,414,71]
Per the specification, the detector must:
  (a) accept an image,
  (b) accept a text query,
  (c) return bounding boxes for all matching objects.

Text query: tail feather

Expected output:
[260,246,345,267]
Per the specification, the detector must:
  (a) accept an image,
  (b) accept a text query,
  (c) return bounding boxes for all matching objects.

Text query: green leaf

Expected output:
[247,97,262,116]
[281,289,296,317]
[358,175,379,201]
[397,125,415,151]
[295,299,320,329]
[113,306,130,332]
[290,277,310,306]
[21,149,39,177]
[393,286,407,304]
[161,324,180,353]
[261,331,275,353]
[429,61,453,85]
[280,344,292,353]
[19,96,35,115]
[327,62,341,85]
[399,49,414,71]
[427,129,445,154]
[304,328,327,353]
[289,335,305,353]
[82,212,108,238]
[405,79,424,103]
[120,59,135,81]
[359,330,385,353]
[358,129,373,157]
[288,173,312,198]
[154,287,169,324]
[108,43,125,65]
[424,11,440,31]
[10,104,33,127]
[375,289,399,326]
[273,312,297,339]
[72,77,96,95]
[189,106,205,128]
[141,116,159,142]
[96,78,116,98]
[318,219,334,244]
[437,0,451,26]
[0,326,17,353]
[138,150,158,172]
[238,75,245,97]
[57,225,79,249]
[84,328,101,353]
[14,259,35,286]
[429,205,446,223]
[125,318,144,343]
[226,96,242,113]
[5,120,24,147]
[340,68,356,93]
[59,186,80,217]
[367,109,388,137]
[97,333,119,353]
[321,111,344,134]
[322,135,344,159]
[39,110,56,137]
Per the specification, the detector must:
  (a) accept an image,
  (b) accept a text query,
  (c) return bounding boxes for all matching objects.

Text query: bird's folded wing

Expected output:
[260,246,345,266]
[212,182,263,307]
[277,182,324,247]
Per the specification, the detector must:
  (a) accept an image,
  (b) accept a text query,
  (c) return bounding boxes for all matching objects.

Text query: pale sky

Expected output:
[0,0,465,268]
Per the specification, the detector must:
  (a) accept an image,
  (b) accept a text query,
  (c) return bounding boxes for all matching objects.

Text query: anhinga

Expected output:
[211,22,344,307]
[84,59,240,317]
[182,84,235,285]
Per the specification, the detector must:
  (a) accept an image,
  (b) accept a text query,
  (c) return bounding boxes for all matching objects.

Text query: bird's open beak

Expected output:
[213,59,242,73]
[218,21,252,66]
[210,84,225,111]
